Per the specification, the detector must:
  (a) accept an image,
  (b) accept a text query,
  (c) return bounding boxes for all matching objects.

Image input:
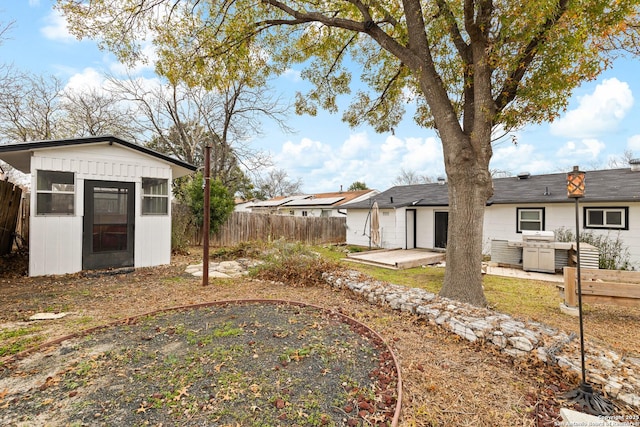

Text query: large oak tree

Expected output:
[57,0,639,306]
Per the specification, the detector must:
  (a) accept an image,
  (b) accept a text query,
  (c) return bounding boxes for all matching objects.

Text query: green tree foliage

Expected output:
[57,0,640,306]
[348,181,369,191]
[183,172,235,235]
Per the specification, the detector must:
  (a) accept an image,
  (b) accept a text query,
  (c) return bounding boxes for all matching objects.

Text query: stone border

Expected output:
[323,270,640,409]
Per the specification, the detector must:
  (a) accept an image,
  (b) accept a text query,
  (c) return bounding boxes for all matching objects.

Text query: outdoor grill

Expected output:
[521,230,556,273]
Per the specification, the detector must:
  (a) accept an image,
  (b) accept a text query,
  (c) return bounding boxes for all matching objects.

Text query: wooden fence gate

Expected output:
[0,180,22,255]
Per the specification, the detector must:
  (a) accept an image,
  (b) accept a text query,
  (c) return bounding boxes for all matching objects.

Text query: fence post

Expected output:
[0,181,22,255]
[564,266,577,307]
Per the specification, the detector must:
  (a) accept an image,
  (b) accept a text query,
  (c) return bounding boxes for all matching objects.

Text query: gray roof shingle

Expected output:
[343,168,640,209]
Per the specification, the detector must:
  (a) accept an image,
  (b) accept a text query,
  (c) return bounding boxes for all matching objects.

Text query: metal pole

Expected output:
[203,145,211,286]
[575,197,587,384]
[563,169,613,415]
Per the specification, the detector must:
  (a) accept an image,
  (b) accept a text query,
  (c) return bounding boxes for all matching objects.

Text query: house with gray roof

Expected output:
[248,189,378,217]
[342,166,640,268]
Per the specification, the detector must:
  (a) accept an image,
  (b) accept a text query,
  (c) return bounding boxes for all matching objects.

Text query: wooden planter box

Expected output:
[562,267,640,308]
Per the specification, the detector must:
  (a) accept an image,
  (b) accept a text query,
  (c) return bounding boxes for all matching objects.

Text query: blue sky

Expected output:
[2,1,639,194]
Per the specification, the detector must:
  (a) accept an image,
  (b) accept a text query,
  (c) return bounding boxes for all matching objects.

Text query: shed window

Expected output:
[142,178,168,215]
[517,208,544,232]
[36,170,74,215]
[584,207,628,230]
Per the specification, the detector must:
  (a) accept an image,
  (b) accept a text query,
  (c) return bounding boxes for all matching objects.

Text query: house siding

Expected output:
[482,202,640,267]
[349,201,640,269]
[346,208,401,248]
[415,208,435,248]
[29,144,173,276]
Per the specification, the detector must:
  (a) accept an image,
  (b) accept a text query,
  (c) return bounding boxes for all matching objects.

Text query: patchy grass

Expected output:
[315,243,640,357]
[0,325,45,358]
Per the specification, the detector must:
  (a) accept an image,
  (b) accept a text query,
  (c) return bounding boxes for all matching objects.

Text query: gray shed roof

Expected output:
[0,135,197,177]
[343,168,640,209]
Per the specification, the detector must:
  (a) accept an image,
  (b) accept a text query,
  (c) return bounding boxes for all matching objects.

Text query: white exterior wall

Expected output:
[483,202,640,268]
[415,208,434,248]
[345,210,370,247]
[345,208,402,248]
[347,200,640,268]
[29,144,173,276]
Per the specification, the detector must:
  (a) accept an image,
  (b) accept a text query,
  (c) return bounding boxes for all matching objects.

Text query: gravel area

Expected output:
[1,301,398,426]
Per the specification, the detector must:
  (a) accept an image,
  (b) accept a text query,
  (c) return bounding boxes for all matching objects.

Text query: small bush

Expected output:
[250,240,340,287]
[171,203,195,255]
[210,241,267,260]
[554,227,632,270]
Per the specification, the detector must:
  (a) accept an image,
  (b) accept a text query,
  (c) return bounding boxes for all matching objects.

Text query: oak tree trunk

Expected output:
[437,126,493,306]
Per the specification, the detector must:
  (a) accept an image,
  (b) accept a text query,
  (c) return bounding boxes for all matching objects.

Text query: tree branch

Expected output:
[494,0,570,113]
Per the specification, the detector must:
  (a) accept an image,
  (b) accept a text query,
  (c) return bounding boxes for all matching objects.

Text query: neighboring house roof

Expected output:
[249,195,309,208]
[285,196,345,207]
[343,168,640,209]
[250,190,377,210]
[0,135,197,177]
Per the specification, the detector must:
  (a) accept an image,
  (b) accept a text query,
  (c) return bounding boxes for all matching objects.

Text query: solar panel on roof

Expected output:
[284,197,345,206]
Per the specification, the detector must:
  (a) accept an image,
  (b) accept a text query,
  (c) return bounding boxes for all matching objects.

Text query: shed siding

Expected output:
[29,144,174,276]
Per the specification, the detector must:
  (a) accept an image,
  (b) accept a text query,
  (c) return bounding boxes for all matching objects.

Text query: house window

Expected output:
[584,207,628,230]
[142,178,168,215]
[301,211,308,217]
[517,208,544,232]
[36,170,75,215]
[321,210,331,217]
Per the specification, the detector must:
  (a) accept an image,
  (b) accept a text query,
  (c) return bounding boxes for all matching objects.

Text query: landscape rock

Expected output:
[322,269,640,408]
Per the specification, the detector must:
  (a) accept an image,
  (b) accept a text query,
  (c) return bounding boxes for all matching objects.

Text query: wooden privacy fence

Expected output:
[0,180,22,255]
[562,266,640,308]
[186,211,346,247]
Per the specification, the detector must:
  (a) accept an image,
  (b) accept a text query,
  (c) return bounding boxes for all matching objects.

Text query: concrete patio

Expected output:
[345,248,564,283]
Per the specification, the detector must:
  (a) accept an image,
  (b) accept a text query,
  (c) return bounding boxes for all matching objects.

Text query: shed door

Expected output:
[83,180,135,270]
[434,211,448,249]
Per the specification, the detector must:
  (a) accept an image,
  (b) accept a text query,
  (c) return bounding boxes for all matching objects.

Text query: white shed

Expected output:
[0,136,196,276]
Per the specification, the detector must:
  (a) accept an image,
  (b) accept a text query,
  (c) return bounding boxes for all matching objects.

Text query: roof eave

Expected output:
[0,136,197,176]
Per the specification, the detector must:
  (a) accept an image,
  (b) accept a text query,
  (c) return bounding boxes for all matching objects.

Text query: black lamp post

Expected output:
[563,166,614,415]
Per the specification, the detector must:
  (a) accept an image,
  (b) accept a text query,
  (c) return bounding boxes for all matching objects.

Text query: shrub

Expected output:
[250,240,340,287]
[210,241,267,260]
[171,203,195,254]
[554,227,632,270]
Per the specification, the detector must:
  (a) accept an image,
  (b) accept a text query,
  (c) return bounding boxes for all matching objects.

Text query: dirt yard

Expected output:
[1,249,639,426]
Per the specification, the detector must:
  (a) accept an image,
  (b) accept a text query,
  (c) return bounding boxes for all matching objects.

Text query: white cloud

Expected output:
[282,68,302,82]
[627,134,640,152]
[550,78,634,138]
[40,9,75,42]
[64,68,106,92]
[401,136,441,170]
[555,138,606,159]
[273,131,450,193]
[378,135,404,164]
[491,142,553,175]
[277,138,333,169]
[339,132,370,158]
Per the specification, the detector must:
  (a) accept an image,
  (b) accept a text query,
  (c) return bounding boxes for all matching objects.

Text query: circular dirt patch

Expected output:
[0,300,400,426]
